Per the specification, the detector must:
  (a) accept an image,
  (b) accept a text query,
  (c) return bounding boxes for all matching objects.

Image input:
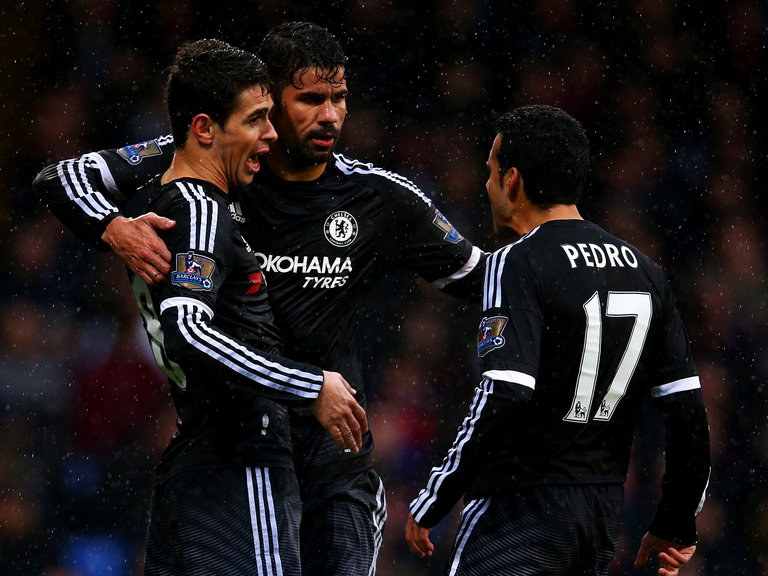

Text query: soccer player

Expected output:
[110,38,366,575]
[405,106,710,576]
[33,22,486,575]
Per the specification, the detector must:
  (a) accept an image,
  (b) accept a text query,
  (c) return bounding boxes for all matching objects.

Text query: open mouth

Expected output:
[245,154,261,174]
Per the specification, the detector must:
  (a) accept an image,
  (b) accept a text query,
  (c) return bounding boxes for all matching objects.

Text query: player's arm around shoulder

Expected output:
[33,137,177,285]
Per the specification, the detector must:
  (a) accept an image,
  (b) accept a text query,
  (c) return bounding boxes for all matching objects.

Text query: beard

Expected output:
[283,127,341,167]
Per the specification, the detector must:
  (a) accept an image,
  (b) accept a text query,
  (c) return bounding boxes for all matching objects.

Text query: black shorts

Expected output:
[299,467,387,576]
[447,484,624,576]
[143,467,301,576]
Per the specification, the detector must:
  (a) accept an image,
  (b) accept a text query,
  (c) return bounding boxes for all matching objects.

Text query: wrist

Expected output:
[101,214,129,247]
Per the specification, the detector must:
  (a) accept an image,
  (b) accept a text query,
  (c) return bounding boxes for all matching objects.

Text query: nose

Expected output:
[262,118,278,143]
[317,100,340,125]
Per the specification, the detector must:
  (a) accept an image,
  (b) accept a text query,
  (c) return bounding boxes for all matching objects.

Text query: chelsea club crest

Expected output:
[324,211,358,247]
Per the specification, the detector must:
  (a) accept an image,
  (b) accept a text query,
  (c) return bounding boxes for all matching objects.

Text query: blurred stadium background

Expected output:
[1,1,766,574]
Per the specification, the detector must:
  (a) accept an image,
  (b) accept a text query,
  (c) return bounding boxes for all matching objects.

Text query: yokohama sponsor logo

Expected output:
[255,253,353,274]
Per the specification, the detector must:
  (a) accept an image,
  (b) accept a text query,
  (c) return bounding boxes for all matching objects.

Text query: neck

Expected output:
[162,146,228,193]
[264,149,327,182]
[510,204,582,236]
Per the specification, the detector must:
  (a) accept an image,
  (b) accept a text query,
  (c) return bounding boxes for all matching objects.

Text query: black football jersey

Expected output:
[124,177,324,479]
[411,220,709,543]
[238,157,485,477]
[33,137,487,480]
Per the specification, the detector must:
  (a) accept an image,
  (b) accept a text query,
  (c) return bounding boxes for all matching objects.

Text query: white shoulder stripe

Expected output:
[483,245,513,310]
[177,181,219,252]
[333,154,432,206]
[651,376,701,398]
[482,228,544,311]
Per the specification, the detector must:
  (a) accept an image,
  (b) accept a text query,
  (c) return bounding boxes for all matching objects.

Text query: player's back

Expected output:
[474,219,695,493]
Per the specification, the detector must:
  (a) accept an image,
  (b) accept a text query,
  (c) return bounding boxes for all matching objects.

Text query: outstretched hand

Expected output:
[405,513,434,558]
[634,532,696,576]
[310,371,368,453]
[102,214,175,286]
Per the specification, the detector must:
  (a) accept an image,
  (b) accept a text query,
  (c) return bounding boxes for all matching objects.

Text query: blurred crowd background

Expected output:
[1,1,766,574]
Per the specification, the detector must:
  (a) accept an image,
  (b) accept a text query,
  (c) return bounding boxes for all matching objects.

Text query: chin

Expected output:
[238,173,256,187]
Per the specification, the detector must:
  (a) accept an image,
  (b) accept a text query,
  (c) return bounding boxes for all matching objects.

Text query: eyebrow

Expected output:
[249,105,271,117]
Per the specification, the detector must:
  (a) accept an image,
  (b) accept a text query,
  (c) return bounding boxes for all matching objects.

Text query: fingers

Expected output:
[139,212,176,231]
[341,412,363,453]
[658,548,686,573]
[134,267,163,287]
[343,377,357,395]
[664,547,692,564]
[344,422,361,454]
[635,546,650,568]
[635,535,695,575]
[352,398,369,433]
[131,256,168,287]
[405,515,434,558]
[329,422,360,454]
[103,214,173,284]
[136,213,175,262]
[314,371,368,454]
[406,536,428,558]
[634,542,651,568]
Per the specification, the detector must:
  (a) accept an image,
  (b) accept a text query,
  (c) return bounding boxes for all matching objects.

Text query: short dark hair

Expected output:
[165,39,270,146]
[258,21,347,98]
[495,105,590,207]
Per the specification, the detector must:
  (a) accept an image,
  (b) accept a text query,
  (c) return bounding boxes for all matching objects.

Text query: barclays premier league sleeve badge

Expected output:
[432,209,463,244]
[477,316,508,357]
[170,251,216,291]
[117,139,162,165]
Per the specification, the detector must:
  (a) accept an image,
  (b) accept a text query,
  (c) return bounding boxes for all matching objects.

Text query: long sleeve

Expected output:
[32,135,174,248]
[648,387,710,545]
[409,378,532,528]
[157,296,323,401]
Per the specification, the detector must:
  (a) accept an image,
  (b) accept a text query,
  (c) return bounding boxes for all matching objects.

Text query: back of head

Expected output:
[258,21,347,97]
[165,38,269,146]
[495,105,590,207]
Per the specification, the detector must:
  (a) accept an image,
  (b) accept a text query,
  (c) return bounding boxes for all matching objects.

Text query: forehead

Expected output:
[289,67,347,91]
[233,84,273,113]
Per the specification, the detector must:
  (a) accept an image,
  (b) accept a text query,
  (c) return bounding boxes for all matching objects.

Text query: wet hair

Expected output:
[165,38,270,146]
[258,21,347,97]
[494,105,590,207]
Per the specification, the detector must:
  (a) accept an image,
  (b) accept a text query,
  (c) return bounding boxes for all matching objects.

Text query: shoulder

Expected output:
[331,153,433,207]
[590,222,667,276]
[492,227,542,266]
[161,180,230,220]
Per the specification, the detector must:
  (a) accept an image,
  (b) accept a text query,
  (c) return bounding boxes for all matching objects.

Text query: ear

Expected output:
[503,167,522,202]
[190,113,215,145]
